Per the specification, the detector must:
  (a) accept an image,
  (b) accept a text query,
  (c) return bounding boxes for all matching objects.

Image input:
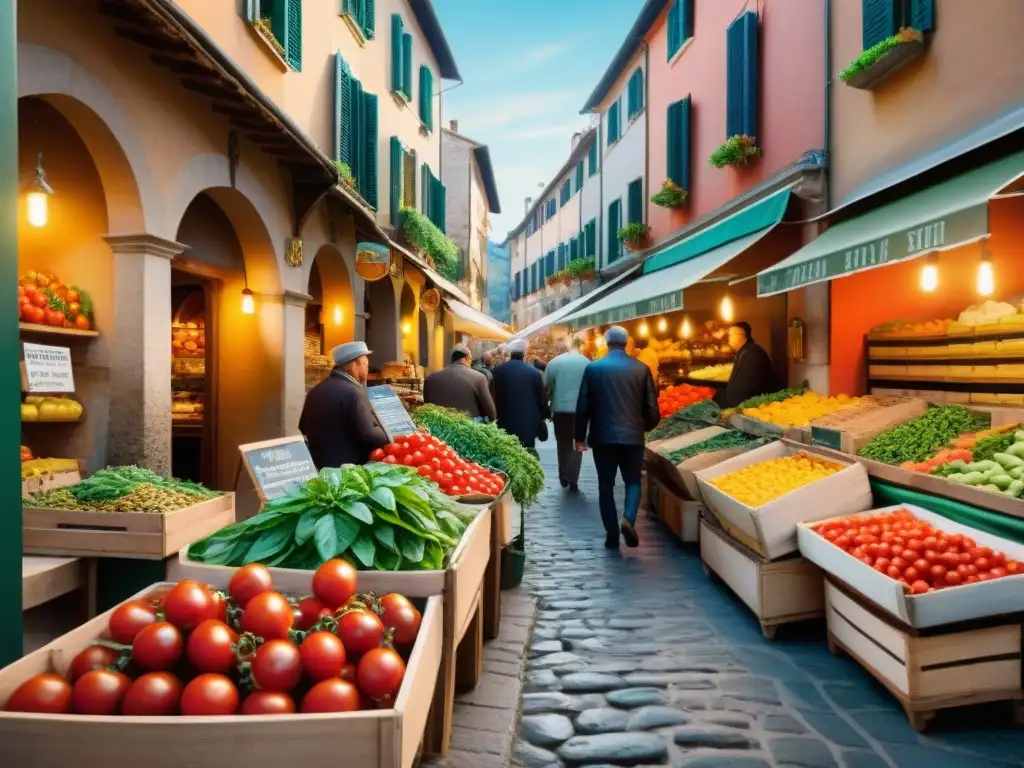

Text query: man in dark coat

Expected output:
[492,339,549,450]
[299,341,389,469]
[575,326,660,548]
[721,322,778,408]
[424,343,497,421]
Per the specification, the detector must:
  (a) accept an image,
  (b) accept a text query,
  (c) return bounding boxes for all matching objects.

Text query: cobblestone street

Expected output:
[512,439,1024,768]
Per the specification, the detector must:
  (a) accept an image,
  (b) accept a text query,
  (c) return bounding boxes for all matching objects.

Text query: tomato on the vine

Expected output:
[295,596,331,631]
[186,620,239,674]
[5,674,72,714]
[205,590,228,623]
[108,600,158,644]
[241,591,294,640]
[338,609,384,657]
[68,645,120,683]
[180,674,239,716]
[369,448,386,462]
[71,669,131,715]
[357,647,406,701]
[251,639,302,693]
[228,563,274,607]
[378,593,421,647]
[162,580,213,632]
[312,559,358,608]
[300,679,361,713]
[121,672,183,716]
[300,631,346,681]
[132,622,184,671]
[241,691,296,715]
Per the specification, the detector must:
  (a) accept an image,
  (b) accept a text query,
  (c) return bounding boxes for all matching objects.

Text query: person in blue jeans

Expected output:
[574,326,660,548]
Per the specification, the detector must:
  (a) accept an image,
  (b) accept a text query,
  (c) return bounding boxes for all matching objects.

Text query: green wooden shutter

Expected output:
[515,272,521,299]
[608,200,621,263]
[285,0,302,70]
[419,66,433,131]
[431,178,446,233]
[363,93,378,208]
[585,219,596,258]
[668,0,681,59]
[350,78,364,186]
[244,0,258,22]
[910,0,934,32]
[628,68,644,118]
[681,0,693,41]
[666,101,680,184]
[569,237,578,263]
[740,11,758,139]
[334,54,353,167]
[607,100,620,144]
[389,136,402,225]
[402,34,413,101]
[678,96,691,190]
[725,15,744,138]
[391,15,403,94]
[588,140,598,176]
[576,160,584,191]
[627,179,643,225]
[364,0,375,39]
[862,0,896,49]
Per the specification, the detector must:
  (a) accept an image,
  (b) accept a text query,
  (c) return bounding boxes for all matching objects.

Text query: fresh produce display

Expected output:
[687,363,733,382]
[646,399,721,442]
[368,431,507,499]
[18,269,94,331]
[930,431,1024,498]
[741,391,860,428]
[660,431,775,465]
[657,383,716,418]
[869,318,952,338]
[858,405,989,465]
[21,457,78,480]
[22,395,83,422]
[645,323,734,362]
[4,561,423,715]
[900,447,974,474]
[734,387,806,412]
[188,464,480,571]
[955,300,1024,329]
[412,404,544,506]
[709,450,846,506]
[960,424,1020,462]
[811,507,1021,593]
[172,318,206,359]
[25,466,221,510]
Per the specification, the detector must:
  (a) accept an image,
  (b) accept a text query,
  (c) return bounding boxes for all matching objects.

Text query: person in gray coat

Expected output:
[544,338,590,492]
[423,343,498,421]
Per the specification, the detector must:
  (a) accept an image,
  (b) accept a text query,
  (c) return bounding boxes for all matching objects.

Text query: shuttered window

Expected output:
[419,66,434,131]
[546,250,555,277]
[391,15,405,97]
[401,34,413,102]
[607,99,621,145]
[402,147,417,210]
[514,271,521,300]
[608,200,622,264]
[666,96,691,190]
[667,0,694,60]
[363,94,378,208]
[343,0,375,39]
[247,0,302,70]
[334,53,378,209]
[627,179,643,225]
[584,219,597,259]
[531,262,539,292]
[569,237,578,263]
[627,68,644,120]
[588,139,599,176]
[576,160,584,192]
[560,179,571,206]
[725,11,758,139]
[863,0,934,49]
[389,136,402,225]
[430,176,446,233]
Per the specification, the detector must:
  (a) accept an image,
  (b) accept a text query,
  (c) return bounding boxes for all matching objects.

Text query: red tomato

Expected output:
[241,592,294,640]
[241,691,296,715]
[108,600,158,644]
[401,454,416,466]
[187,620,239,674]
[163,580,213,632]
[944,569,964,586]
[68,645,120,683]
[295,596,330,631]
[340,661,357,681]
[910,580,931,595]
[379,593,422,647]
[904,567,920,583]
[357,647,407,701]
[384,443,401,456]
[5,674,72,714]
[300,631,346,682]
[228,564,274,607]
[300,679,361,713]
[313,559,358,608]
[252,639,302,693]
[410,451,426,465]
[132,622,184,671]
[449,485,463,496]
[337,609,385,657]
[975,557,991,572]
[441,459,455,473]
[205,590,228,623]
[71,669,131,715]
[369,448,386,462]
[929,564,947,582]
[913,558,930,575]
[180,674,239,716]
[990,566,1008,579]
[1007,561,1020,574]
[417,465,433,478]
[383,455,398,464]
[122,672,183,716]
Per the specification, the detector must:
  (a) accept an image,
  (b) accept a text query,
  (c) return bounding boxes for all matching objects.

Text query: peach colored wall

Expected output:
[646,0,825,243]
[830,0,1024,205]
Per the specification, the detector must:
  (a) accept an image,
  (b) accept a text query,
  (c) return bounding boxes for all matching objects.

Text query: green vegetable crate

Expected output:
[172,505,494,757]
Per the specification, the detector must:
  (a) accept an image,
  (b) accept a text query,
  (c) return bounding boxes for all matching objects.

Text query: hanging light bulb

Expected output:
[333,305,343,325]
[638,321,650,338]
[656,317,667,333]
[920,257,939,293]
[720,295,734,323]
[680,316,692,339]
[26,152,53,228]
[401,321,411,336]
[241,288,255,315]
[977,254,995,297]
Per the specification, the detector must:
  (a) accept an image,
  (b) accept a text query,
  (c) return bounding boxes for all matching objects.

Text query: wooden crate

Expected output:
[653,478,700,543]
[699,518,824,639]
[0,581,443,768]
[824,578,1024,732]
[22,469,82,497]
[23,494,236,560]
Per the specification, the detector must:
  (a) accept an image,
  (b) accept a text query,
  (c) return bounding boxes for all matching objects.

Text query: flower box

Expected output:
[840,30,925,90]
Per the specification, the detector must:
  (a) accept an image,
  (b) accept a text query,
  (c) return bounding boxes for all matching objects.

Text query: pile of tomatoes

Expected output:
[18,270,93,331]
[369,431,505,498]
[5,559,422,716]
[657,383,715,419]
[813,507,1021,595]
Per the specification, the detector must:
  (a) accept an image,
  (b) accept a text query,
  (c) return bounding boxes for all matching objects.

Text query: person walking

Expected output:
[423,343,497,421]
[575,326,660,548]
[544,338,590,492]
[299,341,389,469]
[492,339,549,451]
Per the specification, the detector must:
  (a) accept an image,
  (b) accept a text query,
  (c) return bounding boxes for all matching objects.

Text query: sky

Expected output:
[432,0,648,241]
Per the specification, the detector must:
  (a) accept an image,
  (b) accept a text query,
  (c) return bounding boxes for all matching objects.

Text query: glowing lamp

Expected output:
[920,260,939,292]
[241,288,255,315]
[719,295,734,323]
[977,256,995,297]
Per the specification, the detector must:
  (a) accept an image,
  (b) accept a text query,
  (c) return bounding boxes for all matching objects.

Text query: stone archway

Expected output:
[364,278,399,369]
[309,245,355,351]
[400,282,418,362]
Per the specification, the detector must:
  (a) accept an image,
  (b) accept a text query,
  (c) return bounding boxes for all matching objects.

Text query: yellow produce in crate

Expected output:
[21,457,79,479]
[710,450,845,506]
[741,391,859,427]
[688,363,733,382]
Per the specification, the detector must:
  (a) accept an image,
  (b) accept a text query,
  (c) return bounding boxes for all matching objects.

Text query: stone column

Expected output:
[103,233,183,474]
[280,290,310,435]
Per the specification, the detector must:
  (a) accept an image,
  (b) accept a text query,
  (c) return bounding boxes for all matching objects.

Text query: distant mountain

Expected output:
[486,240,511,323]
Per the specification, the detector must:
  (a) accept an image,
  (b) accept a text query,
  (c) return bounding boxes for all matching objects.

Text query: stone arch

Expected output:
[365,278,400,369]
[400,281,418,361]
[309,244,356,351]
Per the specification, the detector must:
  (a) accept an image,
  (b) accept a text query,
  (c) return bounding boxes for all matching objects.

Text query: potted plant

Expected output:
[709,135,760,169]
[617,222,651,252]
[567,257,596,287]
[839,27,925,89]
[651,179,688,208]
[500,501,527,589]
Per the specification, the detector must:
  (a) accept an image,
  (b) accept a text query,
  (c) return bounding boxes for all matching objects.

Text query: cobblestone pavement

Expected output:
[513,439,1024,768]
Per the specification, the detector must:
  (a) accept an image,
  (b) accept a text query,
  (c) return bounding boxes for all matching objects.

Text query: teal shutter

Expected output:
[430,178,446,233]
[408,148,418,210]
[351,78,364,185]
[576,160,584,191]
[569,237,578,263]
[910,0,934,32]
[668,0,681,58]
[285,0,301,70]
[334,54,353,167]
[363,93,378,208]
[607,100,620,144]
[680,0,693,42]
[627,179,643,224]
[678,97,691,190]
[588,140,598,176]
[546,250,555,276]
[585,219,596,258]
[391,15,403,94]
[389,136,402,225]
[419,66,433,131]
[608,200,621,263]
[741,12,758,138]
[862,0,896,49]
[244,0,258,22]
[726,12,757,138]
[627,69,644,118]
[515,272,521,299]
[725,16,744,137]
[402,34,413,101]
[364,0,375,39]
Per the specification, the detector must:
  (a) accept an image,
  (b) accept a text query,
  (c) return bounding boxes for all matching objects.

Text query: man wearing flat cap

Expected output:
[423,343,497,421]
[299,341,389,468]
[575,326,660,548]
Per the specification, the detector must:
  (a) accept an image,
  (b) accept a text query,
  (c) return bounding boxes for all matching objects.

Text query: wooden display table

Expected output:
[21,556,94,614]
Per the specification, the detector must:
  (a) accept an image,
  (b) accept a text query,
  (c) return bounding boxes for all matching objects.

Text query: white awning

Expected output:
[446,300,513,341]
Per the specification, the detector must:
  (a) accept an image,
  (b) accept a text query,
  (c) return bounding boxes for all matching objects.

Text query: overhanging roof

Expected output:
[410,0,461,81]
[446,300,512,341]
[473,145,501,213]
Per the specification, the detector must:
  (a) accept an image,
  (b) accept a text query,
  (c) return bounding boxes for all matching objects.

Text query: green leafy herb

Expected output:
[970,429,1018,463]
[838,28,923,83]
[662,431,774,464]
[858,405,990,466]
[646,400,721,442]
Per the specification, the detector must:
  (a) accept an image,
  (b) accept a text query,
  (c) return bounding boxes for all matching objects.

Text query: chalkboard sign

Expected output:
[239,436,319,502]
[366,385,416,441]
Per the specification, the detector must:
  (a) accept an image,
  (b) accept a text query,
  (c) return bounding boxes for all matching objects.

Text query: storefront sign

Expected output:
[355,242,391,282]
[420,288,441,313]
[239,437,318,502]
[366,385,416,441]
[22,343,74,393]
[570,290,682,330]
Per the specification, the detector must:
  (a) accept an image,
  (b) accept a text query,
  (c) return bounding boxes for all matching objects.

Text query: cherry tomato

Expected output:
[401,454,416,467]
[228,564,274,607]
[300,679,361,713]
[384,442,401,456]
[312,559,358,608]
[383,455,398,464]
[410,451,426,465]
[241,691,296,715]
[944,569,964,586]
[121,672,183,716]
[340,661,357,682]
[68,645,120,683]
[357,647,407,701]
[417,465,433,478]
[251,639,302,693]
[379,593,421,647]
[990,566,1008,579]
[205,590,228,623]
[300,631,346,681]
[369,448,386,462]
[180,674,239,716]
[71,669,131,715]
[108,600,158,644]
[975,557,991,572]
[5,674,72,713]
[904,567,920,583]
[910,580,931,595]
[295,596,331,631]
[187,620,239,674]
[913,558,930,575]
[163,580,213,632]
[241,591,294,640]
[132,622,184,671]
[338,609,384,657]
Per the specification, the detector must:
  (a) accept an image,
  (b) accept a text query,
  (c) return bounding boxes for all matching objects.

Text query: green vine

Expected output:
[838,28,923,83]
[333,161,355,188]
[567,257,595,278]
[651,179,687,208]
[617,222,650,246]
[401,208,458,281]
[709,135,760,169]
